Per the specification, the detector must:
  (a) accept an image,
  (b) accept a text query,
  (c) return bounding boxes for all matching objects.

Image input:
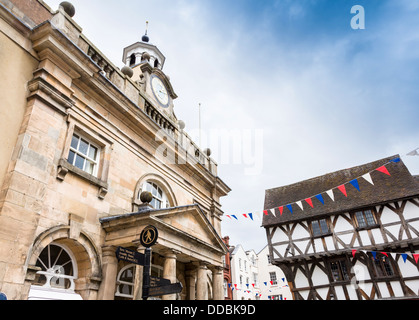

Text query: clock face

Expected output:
[151,75,169,107]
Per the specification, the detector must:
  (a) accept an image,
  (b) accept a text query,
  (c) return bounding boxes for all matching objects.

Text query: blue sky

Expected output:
[45,0,419,251]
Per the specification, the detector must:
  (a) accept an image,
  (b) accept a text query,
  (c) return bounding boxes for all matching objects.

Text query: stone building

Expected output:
[0,0,230,300]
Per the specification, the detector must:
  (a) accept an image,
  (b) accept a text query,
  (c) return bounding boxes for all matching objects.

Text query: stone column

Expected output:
[185,269,197,300]
[97,246,118,300]
[210,266,224,300]
[196,262,208,300]
[162,249,178,300]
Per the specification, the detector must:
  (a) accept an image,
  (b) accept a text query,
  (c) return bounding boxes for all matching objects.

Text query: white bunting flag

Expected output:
[362,173,374,185]
[270,209,276,217]
[326,189,335,202]
[296,201,304,211]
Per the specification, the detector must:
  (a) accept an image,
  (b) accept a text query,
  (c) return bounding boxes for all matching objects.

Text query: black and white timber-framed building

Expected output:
[263,155,419,300]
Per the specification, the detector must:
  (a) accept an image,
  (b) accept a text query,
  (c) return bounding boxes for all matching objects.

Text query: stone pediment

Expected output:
[100,204,227,266]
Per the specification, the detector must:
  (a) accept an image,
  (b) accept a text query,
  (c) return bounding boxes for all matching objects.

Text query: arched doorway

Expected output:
[26,227,102,300]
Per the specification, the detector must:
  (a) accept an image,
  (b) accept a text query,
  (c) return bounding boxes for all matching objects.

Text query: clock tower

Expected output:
[122,27,178,121]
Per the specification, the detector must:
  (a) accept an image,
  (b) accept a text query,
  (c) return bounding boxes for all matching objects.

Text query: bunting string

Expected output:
[352,249,419,264]
[228,278,289,300]
[226,157,401,221]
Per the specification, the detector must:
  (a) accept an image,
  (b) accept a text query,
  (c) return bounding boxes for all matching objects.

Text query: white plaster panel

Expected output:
[380,205,400,225]
[324,236,335,251]
[403,200,419,220]
[353,260,370,282]
[359,282,373,300]
[398,257,419,278]
[316,288,329,300]
[272,227,287,244]
[359,230,371,246]
[313,238,323,253]
[334,286,346,300]
[390,281,404,298]
[385,224,401,240]
[294,239,309,255]
[371,228,384,245]
[292,223,310,240]
[274,244,288,258]
[346,285,358,300]
[405,280,419,296]
[311,265,329,286]
[295,269,309,289]
[409,220,419,235]
[334,214,353,233]
[336,233,352,249]
[299,290,310,300]
[377,282,390,298]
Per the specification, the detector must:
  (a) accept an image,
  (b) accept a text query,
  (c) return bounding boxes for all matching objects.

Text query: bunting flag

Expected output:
[376,166,391,176]
[270,209,276,217]
[315,194,325,205]
[278,206,284,216]
[226,157,401,221]
[326,189,335,202]
[305,198,314,208]
[362,173,374,185]
[350,179,360,192]
[337,185,347,197]
[296,201,304,211]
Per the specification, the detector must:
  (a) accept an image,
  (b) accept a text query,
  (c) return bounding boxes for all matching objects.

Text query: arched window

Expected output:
[129,53,136,67]
[154,58,159,68]
[29,243,82,300]
[115,264,136,300]
[140,181,170,209]
[33,244,77,290]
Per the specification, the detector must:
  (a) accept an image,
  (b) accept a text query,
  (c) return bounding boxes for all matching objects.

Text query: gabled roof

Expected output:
[263,155,419,227]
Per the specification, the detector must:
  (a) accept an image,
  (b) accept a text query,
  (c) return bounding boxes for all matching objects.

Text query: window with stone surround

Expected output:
[67,133,100,177]
[57,121,111,199]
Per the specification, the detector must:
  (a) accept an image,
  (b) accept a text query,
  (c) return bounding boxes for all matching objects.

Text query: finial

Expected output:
[142,21,150,42]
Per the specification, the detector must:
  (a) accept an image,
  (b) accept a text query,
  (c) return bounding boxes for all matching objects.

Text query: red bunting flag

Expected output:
[270,281,273,285]
[352,250,357,257]
[264,210,269,216]
[338,184,347,197]
[381,252,388,257]
[278,206,284,216]
[305,198,314,208]
[376,165,391,176]
[226,215,231,219]
[243,214,248,218]
[414,254,419,264]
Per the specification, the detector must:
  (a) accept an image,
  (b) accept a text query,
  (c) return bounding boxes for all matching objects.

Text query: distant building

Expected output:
[257,246,292,300]
[227,242,293,300]
[230,245,259,300]
[263,155,419,300]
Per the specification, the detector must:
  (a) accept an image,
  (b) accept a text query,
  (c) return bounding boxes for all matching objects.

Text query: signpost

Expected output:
[115,225,183,300]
